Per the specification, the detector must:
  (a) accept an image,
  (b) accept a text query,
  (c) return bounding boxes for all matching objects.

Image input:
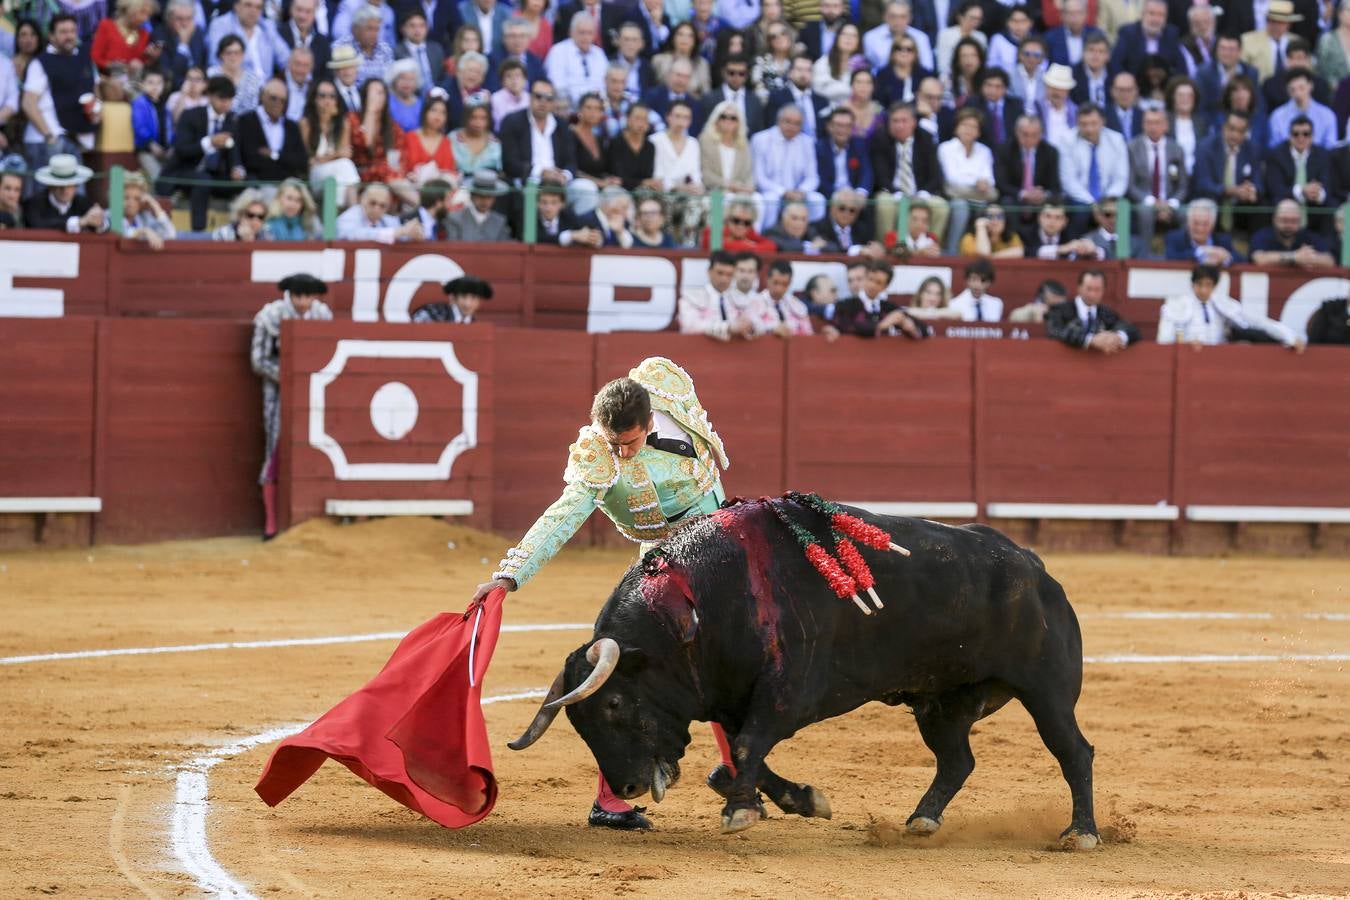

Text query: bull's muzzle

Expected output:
[507,638,621,751]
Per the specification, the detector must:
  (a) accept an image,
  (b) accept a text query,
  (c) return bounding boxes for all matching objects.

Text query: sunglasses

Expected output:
[729,217,753,226]
[1291,129,1312,136]
[987,212,1004,220]
[725,69,748,77]
[718,112,740,121]
[244,210,266,219]
[1098,210,1117,218]
[532,92,555,101]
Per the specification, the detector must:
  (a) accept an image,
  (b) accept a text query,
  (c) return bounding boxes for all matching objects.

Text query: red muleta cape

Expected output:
[254,588,506,828]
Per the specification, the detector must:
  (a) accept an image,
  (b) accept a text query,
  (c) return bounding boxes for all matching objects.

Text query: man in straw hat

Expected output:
[250,273,333,541]
[472,358,742,831]
[1241,0,1305,80]
[328,44,365,112]
[444,170,511,241]
[23,154,109,232]
[1036,62,1079,146]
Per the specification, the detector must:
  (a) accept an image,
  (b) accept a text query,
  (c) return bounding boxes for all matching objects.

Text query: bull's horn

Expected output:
[507,670,567,750]
[546,638,621,709]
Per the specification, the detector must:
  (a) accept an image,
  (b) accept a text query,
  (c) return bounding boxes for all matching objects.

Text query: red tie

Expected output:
[1151,143,1162,199]
[1022,150,1033,192]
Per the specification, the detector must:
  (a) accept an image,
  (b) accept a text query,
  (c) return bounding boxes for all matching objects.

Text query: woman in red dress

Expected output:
[91,0,159,78]
[349,78,411,191]
[399,95,458,187]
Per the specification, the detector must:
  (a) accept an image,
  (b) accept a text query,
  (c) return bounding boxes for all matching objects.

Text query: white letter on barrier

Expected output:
[351,248,383,321]
[587,255,677,333]
[382,254,465,322]
[0,241,79,317]
[250,249,345,286]
[1279,277,1350,338]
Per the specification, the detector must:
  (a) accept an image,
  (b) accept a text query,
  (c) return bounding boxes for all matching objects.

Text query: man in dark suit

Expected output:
[766,56,830,140]
[800,0,847,60]
[552,0,640,56]
[499,78,579,186]
[1164,199,1245,265]
[487,18,546,90]
[612,21,656,95]
[817,107,874,197]
[1108,0,1183,75]
[1260,38,1333,111]
[870,101,949,239]
[1195,34,1259,114]
[643,56,704,134]
[1265,115,1335,230]
[699,55,765,135]
[458,0,513,56]
[153,0,208,89]
[632,0,671,59]
[962,67,1022,149]
[394,9,446,91]
[1045,0,1103,66]
[1047,269,1141,353]
[534,183,597,244]
[1104,71,1143,143]
[276,0,331,72]
[238,78,309,183]
[996,114,1061,235]
[158,75,244,231]
[391,0,460,45]
[1070,34,1113,107]
[808,188,881,254]
[1192,112,1264,209]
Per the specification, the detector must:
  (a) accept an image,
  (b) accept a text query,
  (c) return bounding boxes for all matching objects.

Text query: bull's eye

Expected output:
[607,696,622,710]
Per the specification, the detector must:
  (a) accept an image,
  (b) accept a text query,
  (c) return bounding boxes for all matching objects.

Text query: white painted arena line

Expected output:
[171,689,548,899]
[1085,653,1350,664]
[0,623,592,666]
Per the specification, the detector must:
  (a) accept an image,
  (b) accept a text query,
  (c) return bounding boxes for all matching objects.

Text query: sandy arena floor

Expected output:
[1,518,1347,898]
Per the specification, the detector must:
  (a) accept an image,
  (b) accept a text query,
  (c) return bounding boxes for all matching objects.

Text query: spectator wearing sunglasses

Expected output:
[213,189,269,241]
[1010,35,1048,104]
[499,78,579,188]
[1264,114,1333,222]
[809,188,884,256]
[702,197,777,252]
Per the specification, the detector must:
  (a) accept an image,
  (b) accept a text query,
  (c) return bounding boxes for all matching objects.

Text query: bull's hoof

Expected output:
[806,786,832,820]
[720,807,761,834]
[1059,829,1099,851]
[706,764,733,797]
[905,815,943,836]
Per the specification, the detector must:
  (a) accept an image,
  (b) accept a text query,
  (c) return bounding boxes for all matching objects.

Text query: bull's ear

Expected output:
[617,646,649,673]
[652,600,700,646]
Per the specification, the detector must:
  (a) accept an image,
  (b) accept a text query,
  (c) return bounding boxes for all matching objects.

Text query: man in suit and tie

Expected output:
[1192,111,1264,232]
[996,113,1061,235]
[1164,198,1244,265]
[1264,114,1334,229]
[864,0,935,72]
[154,0,208,89]
[1240,0,1303,81]
[962,67,1021,149]
[159,75,245,231]
[277,0,331,73]
[534,183,598,244]
[237,78,310,183]
[1046,269,1141,354]
[329,45,365,111]
[1262,41,1333,112]
[1104,71,1143,143]
[700,55,764,135]
[1109,0,1182,76]
[644,57,704,134]
[1196,34,1259,113]
[395,9,446,92]
[1178,3,1219,77]
[1070,33,1112,107]
[1046,0,1103,67]
[500,77,580,186]
[392,0,460,45]
[1127,107,1187,246]
[870,101,950,240]
[816,108,874,198]
[808,188,884,255]
[612,22,655,96]
[444,171,512,240]
[766,56,830,139]
[456,0,512,57]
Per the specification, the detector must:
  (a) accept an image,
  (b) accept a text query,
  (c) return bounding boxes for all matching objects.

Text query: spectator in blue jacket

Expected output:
[132,68,171,182]
[1164,198,1245,266]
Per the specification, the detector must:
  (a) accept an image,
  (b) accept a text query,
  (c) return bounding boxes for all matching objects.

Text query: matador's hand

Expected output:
[472,577,515,604]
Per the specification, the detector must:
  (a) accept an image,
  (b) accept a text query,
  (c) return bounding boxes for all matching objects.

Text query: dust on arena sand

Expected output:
[1,517,1347,898]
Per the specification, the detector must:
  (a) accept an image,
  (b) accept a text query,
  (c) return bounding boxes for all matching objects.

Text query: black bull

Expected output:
[509,499,1099,849]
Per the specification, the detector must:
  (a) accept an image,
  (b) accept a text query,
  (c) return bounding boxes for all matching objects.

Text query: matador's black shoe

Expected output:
[588,803,653,831]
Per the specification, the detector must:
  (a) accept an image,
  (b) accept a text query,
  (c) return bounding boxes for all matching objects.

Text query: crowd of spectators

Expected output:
[2,0,1350,263]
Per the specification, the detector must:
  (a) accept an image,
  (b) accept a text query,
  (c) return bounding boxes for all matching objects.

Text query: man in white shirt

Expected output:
[750,104,824,229]
[546,11,609,109]
[1157,264,1304,348]
[865,1,934,72]
[335,183,424,242]
[1127,107,1187,246]
[207,0,281,76]
[20,15,100,173]
[1058,103,1128,231]
[283,47,314,121]
[947,258,1004,322]
[678,250,759,340]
